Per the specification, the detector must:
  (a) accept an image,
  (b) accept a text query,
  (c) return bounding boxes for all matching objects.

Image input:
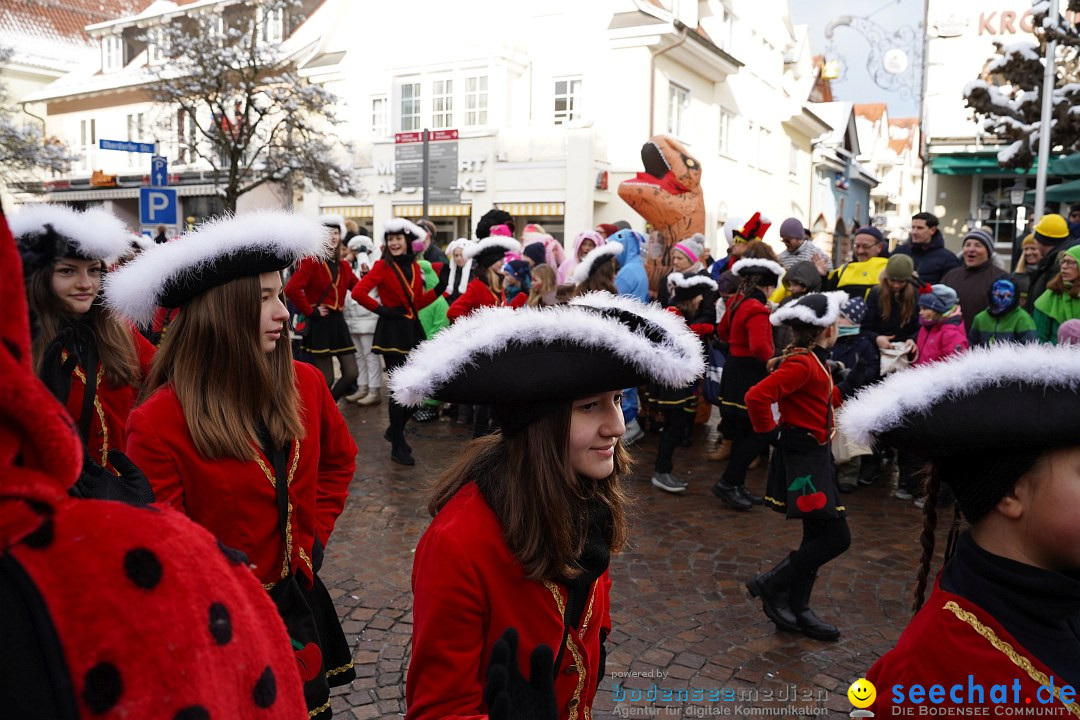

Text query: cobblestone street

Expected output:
[321,401,938,719]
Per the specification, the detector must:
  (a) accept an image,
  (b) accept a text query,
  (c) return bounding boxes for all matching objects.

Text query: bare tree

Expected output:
[142,0,359,212]
[0,47,78,184]
[964,1,1080,169]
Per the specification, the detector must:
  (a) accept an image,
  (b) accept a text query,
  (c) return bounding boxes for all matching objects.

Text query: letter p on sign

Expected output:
[140,187,178,225]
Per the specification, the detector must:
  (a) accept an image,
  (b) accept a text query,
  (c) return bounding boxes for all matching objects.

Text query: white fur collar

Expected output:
[104,209,330,326]
[11,204,130,262]
[572,242,623,284]
[839,343,1080,448]
[389,291,704,406]
[770,291,848,327]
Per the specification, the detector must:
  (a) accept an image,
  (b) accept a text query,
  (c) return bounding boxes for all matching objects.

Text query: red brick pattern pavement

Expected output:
[320,402,943,718]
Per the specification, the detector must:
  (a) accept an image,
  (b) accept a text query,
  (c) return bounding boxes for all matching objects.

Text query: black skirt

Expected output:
[292,573,355,719]
[651,381,698,414]
[302,310,354,356]
[372,314,425,356]
[718,354,767,416]
[764,427,845,520]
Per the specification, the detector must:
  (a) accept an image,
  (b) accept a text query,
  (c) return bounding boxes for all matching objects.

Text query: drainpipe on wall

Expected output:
[649,28,689,137]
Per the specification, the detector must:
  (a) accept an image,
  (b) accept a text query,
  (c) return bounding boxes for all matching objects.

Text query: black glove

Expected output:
[312,536,325,574]
[70,450,155,505]
[484,628,558,720]
[826,360,847,384]
[374,305,406,318]
[433,263,450,297]
[598,628,608,684]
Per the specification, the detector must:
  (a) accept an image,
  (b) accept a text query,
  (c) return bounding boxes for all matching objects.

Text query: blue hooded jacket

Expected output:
[892,229,961,285]
[611,229,649,302]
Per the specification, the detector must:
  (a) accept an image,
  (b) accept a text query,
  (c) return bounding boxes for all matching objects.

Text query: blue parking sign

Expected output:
[139,187,178,225]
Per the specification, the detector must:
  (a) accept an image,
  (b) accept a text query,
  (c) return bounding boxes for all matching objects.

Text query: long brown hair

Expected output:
[527,264,557,307]
[28,261,141,387]
[573,259,617,296]
[1047,270,1080,297]
[144,274,304,461]
[878,276,918,326]
[428,404,630,581]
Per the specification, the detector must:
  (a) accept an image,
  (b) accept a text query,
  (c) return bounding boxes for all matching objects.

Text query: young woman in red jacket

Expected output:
[389,292,704,720]
[351,218,448,464]
[284,216,360,401]
[711,257,783,511]
[446,227,521,323]
[743,292,849,642]
[842,344,1080,714]
[13,205,156,485]
[106,210,358,719]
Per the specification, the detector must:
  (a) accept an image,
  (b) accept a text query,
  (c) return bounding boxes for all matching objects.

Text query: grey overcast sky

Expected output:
[790,0,923,117]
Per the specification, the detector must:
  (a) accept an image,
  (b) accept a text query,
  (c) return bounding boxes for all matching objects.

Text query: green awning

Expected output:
[1023,177,1080,203]
[931,151,1080,176]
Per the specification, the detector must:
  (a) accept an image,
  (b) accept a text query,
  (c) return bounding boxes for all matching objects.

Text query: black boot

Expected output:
[384,427,412,454]
[390,443,415,466]
[745,555,799,632]
[857,456,880,486]
[736,485,763,506]
[712,480,752,510]
[789,571,839,641]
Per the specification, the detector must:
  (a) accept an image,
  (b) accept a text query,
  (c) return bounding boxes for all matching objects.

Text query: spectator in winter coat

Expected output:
[862,254,923,355]
[824,226,889,300]
[941,226,1007,330]
[1025,213,1079,313]
[1032,244,1080,344]
[343,234,383,405]
[1013,233,1042,306]
[914,284,968,365]
[892,212,961,284]
[968,277,1037,347]
[777,217,832,274]
[611,228,649,302]
[658,234,715,313]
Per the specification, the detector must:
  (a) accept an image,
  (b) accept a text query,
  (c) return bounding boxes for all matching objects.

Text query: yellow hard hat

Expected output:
[1033,214,1069,244]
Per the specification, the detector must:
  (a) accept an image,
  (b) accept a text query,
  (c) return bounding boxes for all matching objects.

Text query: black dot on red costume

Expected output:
[208,602,232,645]
[123,548,162,589]
[2,337,20,361]
[253,666,277,708]
[173,706,210,720]
[82,662,122,714]
[22,518,54,549]
[216,539,248,566]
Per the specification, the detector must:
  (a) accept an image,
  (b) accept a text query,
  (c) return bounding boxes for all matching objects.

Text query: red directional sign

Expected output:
[431,129,459,141]
[395,132,422,144]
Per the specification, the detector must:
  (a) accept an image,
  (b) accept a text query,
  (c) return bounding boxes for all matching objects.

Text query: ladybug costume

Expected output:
[0,207,306,718]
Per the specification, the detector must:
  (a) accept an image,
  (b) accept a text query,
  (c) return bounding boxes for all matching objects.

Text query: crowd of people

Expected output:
[4,198,1079,719]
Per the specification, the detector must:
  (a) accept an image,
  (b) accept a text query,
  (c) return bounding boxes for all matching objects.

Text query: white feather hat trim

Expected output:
[838,343,1080,448]
[770,291,849,327]
[463,236,521,260]
[572,242,623,284]
[104,210,330,326]
[389,291,705,406]
[667,272,719,291]
[10,204,130,262]
[731,258,785,279]
[383,217,425,239]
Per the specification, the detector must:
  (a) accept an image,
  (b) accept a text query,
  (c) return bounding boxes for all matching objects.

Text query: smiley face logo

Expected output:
[848,678,877,709]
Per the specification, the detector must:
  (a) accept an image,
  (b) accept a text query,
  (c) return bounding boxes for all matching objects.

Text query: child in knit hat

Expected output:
[914,284,968,366]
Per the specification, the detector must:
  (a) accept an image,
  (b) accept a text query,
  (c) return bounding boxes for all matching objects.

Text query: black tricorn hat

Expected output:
[769,291,848,327]
[840,344,1080,520]
[11,204,131,275]
[389,292,705,433]
[105,210,330,326]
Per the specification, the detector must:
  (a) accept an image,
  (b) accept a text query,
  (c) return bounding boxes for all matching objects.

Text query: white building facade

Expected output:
[18,0,832,252]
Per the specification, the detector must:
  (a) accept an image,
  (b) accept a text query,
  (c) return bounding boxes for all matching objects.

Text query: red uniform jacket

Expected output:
[665,306,714,339]
[716,293,773,361]
[406,483,611,720]
[744,351,841,445]
[867,582,1080,716]
[63,328,156,473]
[351,258,440,321]
[124,361,356,588]
[446,278,505,323]
[285,257,358,315]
